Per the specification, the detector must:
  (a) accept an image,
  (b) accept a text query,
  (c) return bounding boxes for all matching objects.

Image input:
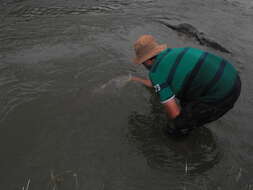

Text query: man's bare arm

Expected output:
[131,76,153,88]
[163,97,181,119]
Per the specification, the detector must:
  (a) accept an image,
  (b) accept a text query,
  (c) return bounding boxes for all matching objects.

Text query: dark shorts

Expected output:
[167,75,241,136]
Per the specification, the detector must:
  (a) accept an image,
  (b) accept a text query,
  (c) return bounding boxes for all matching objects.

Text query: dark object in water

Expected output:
[160,22,231,54]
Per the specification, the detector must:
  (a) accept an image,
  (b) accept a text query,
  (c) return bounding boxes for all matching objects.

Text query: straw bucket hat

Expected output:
[133,35,167,64]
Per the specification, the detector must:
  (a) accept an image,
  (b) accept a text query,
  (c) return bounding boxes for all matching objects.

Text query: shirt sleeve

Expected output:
[158,85,175,103]
[149,73,175,103]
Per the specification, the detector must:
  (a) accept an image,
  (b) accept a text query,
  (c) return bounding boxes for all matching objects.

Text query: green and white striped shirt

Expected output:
[149,47,238,103]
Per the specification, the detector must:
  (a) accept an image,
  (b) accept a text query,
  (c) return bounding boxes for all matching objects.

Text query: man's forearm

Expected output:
[163,98,181,119]
[131,76,153,88]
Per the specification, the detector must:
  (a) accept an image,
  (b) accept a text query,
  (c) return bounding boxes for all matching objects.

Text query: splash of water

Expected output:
[93,74,132,94]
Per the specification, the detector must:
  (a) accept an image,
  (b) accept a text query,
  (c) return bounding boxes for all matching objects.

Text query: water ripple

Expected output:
[0,78,52,121]
[127,97,222,174]
[7,4,122,18]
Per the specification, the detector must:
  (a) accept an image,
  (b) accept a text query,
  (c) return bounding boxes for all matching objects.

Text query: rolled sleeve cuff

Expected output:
[161,95,175,104]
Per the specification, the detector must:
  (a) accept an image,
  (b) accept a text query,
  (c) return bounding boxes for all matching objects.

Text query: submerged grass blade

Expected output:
[73,173,79,190]
[236,168,242,182]
[185,160,188,174]
[25,179,30,190]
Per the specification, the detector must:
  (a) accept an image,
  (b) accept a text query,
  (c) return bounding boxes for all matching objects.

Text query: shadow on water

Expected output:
[127,92,222,175]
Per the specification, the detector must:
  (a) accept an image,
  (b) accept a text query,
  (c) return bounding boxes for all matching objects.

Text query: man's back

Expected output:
[149,47,238,103]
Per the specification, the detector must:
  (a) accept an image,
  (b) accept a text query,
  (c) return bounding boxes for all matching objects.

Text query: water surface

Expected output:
[0,0,253,189]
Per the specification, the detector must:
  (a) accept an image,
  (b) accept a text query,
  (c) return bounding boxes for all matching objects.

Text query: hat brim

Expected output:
[133,44,167,64]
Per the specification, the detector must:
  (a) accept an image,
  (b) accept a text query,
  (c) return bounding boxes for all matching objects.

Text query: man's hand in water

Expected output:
[131,76,153,88]
[131,76,180,119]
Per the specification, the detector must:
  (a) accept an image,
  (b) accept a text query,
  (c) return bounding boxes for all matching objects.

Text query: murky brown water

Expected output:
[0,0,253,189]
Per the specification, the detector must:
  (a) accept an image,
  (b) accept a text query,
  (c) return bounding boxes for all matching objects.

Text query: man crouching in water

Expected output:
[131,35,241,136]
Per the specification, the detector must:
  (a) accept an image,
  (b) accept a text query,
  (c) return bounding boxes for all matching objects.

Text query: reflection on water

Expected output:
[128,94,222,174]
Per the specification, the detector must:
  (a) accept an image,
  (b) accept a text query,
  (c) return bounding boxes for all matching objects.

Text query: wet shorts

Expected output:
[167,75,241,136]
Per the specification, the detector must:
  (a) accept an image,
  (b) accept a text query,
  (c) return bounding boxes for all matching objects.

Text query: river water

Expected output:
[0,0,253,189]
